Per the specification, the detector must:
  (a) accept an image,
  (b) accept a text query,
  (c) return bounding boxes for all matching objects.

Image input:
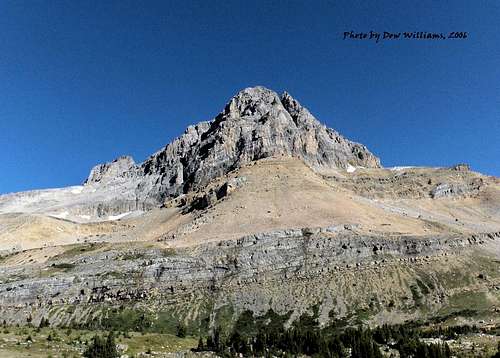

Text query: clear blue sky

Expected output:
[1,0,499,193]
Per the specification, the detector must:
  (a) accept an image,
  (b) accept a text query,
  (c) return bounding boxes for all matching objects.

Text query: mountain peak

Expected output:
[223,86,283,120]
[85,87,381,206]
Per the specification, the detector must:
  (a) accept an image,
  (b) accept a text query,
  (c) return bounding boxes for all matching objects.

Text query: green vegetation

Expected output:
[436,291,491,321]
[38,317,50,329]
[50,262,76,270]
[92,308,153,332]
[493,341,500,358]
[410,284,424,307]
[51,242,106,261]
[1,311,499,357]
[448,291,490,311]
[416,278,431,295]
[83,331,118,358]
[120,252,146,260]
[354,307,375,323]
[0,253,10,264]
[176,322,186,338]
[100,271,125,279]
[161,248,176,256]
[420,324,480,339]
[197,309,454,358]
[80,306,200,337]
[213,304,235,335]
[152,310,180,334]
[0,325,197,357]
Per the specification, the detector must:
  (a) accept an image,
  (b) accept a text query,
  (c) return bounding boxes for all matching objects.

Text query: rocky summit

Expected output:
[0,86,500,356]
[0,87,381,224]
[88,86,380,206]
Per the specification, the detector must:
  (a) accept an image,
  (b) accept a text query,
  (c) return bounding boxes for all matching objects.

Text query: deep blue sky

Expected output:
[1,0,499,193]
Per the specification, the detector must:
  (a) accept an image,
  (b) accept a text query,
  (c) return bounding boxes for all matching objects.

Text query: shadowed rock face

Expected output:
[86,86,380,204]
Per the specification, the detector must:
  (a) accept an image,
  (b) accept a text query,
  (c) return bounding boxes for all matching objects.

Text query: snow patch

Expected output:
[51,211,68,219]
[390,166,415,171]
[346,164,356,173]
[107,212,130,221]
[79,215,91,220]
[70,186,84,194]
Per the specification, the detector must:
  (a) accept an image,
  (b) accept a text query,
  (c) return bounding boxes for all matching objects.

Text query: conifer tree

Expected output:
[197,336,204,351]
[83,331,118,358]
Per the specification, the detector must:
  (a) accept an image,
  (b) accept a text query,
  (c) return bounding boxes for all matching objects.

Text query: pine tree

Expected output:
[197,336,204,351]
[83,332,118,358]
[39,317,50,328]
[176,322,186,338]
[492,341,500,358]
[105,331,118,358]
[213,327,221,351]
[206,335,214,350]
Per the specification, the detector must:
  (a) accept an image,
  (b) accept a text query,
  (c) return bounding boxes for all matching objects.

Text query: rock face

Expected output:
[430,178,483,198]
[85,156,138,185]
[86,86,380,204]
[1,228,498,327]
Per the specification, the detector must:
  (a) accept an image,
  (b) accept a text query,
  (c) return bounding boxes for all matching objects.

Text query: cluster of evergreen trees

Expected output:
[372,324,451,357]
[83,331,118,358]
[419,324,480,339]
[196,310,452,358]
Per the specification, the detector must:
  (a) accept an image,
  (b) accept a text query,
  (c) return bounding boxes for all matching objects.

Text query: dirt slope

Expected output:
[1,157,499,252]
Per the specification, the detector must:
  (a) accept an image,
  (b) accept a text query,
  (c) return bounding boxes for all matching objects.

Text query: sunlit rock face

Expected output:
[0,86,380,222]
[119,86,380,203]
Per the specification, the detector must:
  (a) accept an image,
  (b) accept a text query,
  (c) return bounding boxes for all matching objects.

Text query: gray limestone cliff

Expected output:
[85,86,380,205]
[1,229,498,327]
[84,155,138,185]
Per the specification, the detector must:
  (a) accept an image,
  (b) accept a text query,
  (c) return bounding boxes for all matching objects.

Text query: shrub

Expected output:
[39,317,50,328]
[176,322,186,338]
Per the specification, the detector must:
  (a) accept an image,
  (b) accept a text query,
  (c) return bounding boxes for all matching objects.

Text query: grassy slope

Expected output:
[0,326,197,357]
